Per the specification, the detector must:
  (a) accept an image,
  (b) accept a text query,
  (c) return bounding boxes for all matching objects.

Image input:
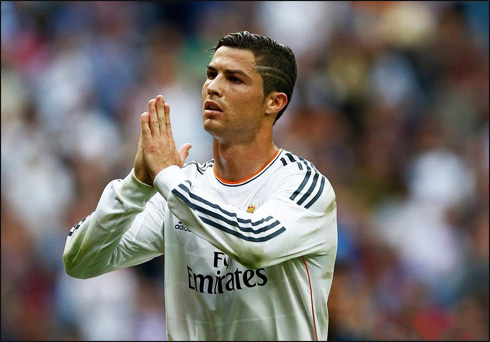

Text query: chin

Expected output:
[203,119,218,134]
[203,120,226,140]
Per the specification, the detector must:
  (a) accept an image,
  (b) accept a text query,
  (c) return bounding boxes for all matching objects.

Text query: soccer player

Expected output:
[63,31,338,341]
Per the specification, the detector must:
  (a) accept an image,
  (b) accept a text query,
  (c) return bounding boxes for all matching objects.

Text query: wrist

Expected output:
[153,165,188,200]
[117,169,158,205]
[134,169,153,186]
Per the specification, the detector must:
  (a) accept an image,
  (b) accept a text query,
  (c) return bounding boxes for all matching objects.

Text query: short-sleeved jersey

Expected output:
[63,149,338,341]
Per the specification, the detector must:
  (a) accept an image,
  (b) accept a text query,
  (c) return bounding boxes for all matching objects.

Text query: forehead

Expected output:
[209,47,258,75]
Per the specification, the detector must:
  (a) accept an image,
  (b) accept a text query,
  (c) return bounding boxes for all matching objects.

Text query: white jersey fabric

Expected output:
[63,149,338,341]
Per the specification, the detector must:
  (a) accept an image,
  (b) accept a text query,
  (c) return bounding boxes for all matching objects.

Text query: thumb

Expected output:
[178,143,193,165]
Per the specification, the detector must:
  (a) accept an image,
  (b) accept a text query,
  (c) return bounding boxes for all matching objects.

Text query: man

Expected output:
[63,31,338,341]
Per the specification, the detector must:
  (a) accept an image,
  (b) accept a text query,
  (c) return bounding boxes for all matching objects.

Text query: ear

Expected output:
[265,92,288,119]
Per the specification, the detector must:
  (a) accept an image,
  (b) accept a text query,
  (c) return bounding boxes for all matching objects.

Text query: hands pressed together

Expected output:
[134,95,192,186]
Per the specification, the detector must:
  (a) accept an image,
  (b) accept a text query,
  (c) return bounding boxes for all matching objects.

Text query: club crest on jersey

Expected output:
[246,204,256,213]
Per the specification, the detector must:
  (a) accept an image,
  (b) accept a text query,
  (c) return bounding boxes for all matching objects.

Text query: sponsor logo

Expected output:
[187,252,268,294]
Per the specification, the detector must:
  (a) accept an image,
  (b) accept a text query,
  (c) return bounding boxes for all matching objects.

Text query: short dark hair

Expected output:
[211,31,297,124]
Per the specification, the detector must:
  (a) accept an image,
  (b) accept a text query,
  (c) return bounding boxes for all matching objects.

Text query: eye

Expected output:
[229,76,243,84]
[207,70,217,80]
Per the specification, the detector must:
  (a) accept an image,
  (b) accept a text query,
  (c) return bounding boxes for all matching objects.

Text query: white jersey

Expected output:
[63,149,338,341]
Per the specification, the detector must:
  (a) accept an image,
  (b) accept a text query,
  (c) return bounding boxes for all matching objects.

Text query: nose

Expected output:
[206,76,223,97]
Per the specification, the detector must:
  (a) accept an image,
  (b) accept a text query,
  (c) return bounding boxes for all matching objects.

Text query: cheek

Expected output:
[244,93,265,113]
[202,83,208,99]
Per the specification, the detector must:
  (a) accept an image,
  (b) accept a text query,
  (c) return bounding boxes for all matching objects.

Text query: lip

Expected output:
[204,100,223,112]
[204,109,222,116]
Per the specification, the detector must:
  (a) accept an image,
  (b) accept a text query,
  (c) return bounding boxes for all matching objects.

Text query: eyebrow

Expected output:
[206,65,252,80]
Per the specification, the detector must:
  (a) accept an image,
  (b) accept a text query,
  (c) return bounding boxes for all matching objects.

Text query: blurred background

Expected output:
[1,1,488,340]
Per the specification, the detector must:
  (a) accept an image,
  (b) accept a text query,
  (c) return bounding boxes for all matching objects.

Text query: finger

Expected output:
[141,112,152,137]
[178,143,193,165]
[138,130,144,149]
[164,103,173,138]
[148,98,160,135]
[156,95,166,130]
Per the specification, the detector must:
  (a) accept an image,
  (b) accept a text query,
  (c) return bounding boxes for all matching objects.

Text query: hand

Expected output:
[137,95,192,184]
[134,131,152,185]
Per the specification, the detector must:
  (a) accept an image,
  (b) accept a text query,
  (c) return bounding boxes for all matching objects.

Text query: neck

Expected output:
[213,137,278,183]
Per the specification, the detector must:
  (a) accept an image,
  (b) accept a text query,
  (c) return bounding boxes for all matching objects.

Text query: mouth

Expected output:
[204,100,223,114]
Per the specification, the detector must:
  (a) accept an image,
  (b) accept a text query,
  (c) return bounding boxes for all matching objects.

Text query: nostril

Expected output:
[207,87,219,96]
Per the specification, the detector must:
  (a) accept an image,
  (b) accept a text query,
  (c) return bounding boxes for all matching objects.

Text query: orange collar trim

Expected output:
[213,149,281,185]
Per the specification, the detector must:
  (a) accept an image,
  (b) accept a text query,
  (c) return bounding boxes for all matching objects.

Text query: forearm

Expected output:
[63,170,158,278]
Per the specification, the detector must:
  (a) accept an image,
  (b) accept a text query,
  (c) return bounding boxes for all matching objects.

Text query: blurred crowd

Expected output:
[1,1,488,340]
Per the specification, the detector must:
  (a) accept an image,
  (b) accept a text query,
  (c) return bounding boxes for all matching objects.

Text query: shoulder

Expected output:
[277,150,317,174]
[272,150,336,211]
[275,150,323,183]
